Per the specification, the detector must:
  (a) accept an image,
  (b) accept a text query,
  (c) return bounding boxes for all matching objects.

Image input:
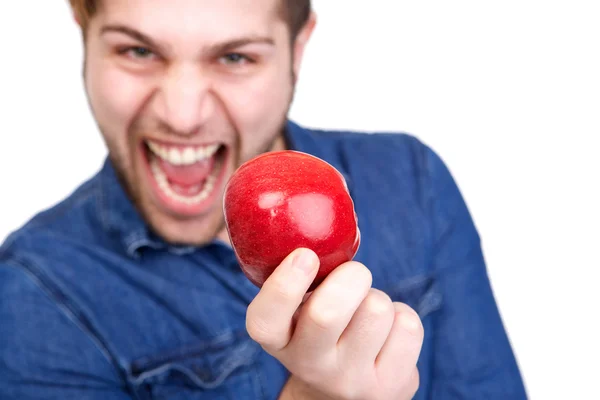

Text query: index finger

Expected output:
[245,248,319,353]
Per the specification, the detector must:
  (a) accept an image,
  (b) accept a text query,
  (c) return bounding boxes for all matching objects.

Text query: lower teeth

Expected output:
[150,156,220,205]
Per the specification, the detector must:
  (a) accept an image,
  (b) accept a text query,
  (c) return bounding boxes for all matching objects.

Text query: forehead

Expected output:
[96,0,285,42]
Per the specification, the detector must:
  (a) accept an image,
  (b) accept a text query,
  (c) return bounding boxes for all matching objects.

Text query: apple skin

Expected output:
[223,150,361,292]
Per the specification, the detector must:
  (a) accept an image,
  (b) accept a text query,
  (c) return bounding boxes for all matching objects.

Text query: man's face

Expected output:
[83,0,314,246]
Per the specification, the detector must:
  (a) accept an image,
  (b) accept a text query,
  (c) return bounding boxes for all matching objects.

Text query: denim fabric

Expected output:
[0,121,527,399]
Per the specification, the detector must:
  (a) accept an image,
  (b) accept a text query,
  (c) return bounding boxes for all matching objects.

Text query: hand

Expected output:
[246,248,424,400]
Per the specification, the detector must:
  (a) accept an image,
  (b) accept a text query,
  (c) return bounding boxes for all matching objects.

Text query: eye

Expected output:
[220,53,252,65]
[120,46,156,60]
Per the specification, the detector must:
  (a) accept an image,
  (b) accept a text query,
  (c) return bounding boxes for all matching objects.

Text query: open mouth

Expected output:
[143,139,228,214]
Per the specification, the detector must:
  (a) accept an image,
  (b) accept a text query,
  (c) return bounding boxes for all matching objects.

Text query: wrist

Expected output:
[278,378,297,400]
[279,376,324,400]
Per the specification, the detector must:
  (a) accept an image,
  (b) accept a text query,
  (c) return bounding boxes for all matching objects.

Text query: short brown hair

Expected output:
[69,0,312,39]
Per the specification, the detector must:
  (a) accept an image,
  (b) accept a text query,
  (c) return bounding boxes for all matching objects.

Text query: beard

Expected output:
[100,106,293,247]
[87,56,298,246]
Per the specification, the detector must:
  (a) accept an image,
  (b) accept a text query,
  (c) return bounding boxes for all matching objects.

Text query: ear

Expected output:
[72,8,82,26]
[292,11,317,80]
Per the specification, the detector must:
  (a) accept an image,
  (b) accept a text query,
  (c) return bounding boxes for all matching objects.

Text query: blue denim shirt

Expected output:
[0,121,527,399]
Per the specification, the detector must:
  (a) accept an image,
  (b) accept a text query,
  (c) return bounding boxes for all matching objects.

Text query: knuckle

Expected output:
[305,301,340,331]
[268,275,303,303]
[351,262,373,288]
[364,289,394,319]
[245,303,282,348]
[245,314,273,345]
[336,261,373,290]
[408,368,420,396]
[323,262,372,301]
[394,303,424,339]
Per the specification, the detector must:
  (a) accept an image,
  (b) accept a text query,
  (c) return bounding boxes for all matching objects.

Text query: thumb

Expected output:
[246,248,319,352]
[265,247,320,298]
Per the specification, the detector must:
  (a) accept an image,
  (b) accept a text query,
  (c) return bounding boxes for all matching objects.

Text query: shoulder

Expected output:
[313,123,473,238]
[0,168,111,337]
[292,122,454,206]
[1,168,102,259]
[0,259,71,333]
[291,121,446,181]
[301,123,428,161]
[295,122,475,266]
[310,124,480,263]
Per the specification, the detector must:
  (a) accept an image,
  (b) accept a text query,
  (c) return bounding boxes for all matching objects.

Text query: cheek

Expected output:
[217,63,292,147]
[87,61,152,137]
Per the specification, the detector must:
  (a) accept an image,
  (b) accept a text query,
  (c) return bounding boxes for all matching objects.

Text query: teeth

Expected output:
[168,148,182,165]
[147,141,220,166]
[182,148,195,164]
[150,155,221,205]
[147,141,165,158]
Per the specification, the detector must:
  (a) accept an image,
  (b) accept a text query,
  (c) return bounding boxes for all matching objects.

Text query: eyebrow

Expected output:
[213,37,275,54]
[100,24,275,56]
[101,25,166,52]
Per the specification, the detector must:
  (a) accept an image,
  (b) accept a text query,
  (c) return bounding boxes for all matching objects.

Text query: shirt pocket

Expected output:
[128,330,265,400]
[384,273,443,320]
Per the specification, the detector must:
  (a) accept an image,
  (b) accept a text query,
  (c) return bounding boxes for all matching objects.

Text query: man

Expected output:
[0,0,527,399]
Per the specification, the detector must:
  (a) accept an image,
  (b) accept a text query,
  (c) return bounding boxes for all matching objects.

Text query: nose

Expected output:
[154,64,215,136]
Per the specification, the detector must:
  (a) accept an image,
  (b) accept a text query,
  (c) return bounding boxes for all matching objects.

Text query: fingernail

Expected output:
[292,248,317,274]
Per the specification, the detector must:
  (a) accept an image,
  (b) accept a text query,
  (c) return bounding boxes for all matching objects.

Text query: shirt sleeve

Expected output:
[0,261,133,400]
[423,145,528,399]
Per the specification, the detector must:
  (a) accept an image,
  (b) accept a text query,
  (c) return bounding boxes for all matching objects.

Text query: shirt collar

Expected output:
[98,119,352,258]
[97,158,169,258]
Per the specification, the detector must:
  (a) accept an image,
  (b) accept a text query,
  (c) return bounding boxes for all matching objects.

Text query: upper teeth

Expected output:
[147,141,220,166]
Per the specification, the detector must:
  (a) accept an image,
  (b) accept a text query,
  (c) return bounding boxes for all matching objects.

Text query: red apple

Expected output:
[223,150,360,291]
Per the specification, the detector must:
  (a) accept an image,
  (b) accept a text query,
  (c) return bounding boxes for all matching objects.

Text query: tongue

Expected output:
[157,156,216,187]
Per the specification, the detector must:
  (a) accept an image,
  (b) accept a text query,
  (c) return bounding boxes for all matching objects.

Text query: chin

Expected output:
[141,202,225,247]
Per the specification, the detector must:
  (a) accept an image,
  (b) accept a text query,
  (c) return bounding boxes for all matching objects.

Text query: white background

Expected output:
[1,1,599,398]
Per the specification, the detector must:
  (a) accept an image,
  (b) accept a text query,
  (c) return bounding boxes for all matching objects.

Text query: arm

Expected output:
[0,262,132,400]
[424,146,528,399]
